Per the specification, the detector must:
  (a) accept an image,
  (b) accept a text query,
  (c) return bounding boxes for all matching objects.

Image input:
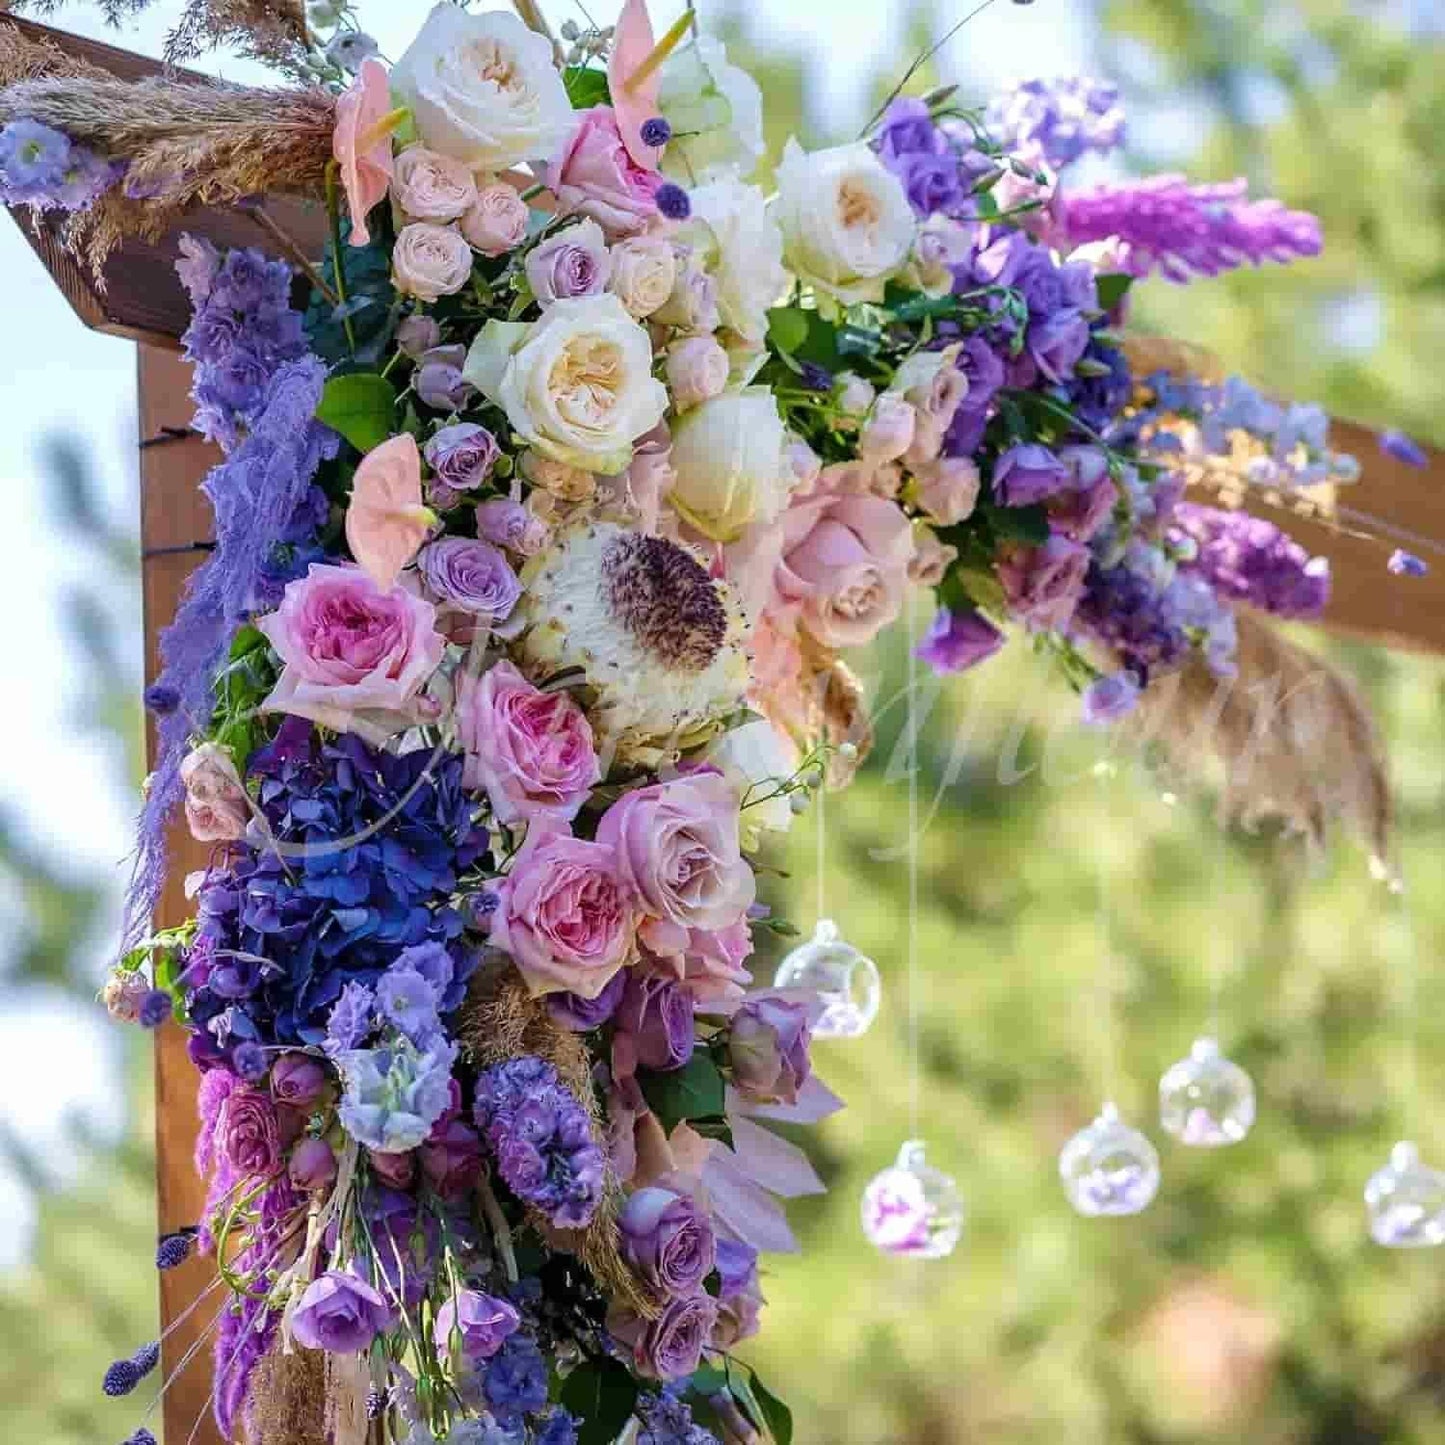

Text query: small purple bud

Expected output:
[155,1233,193,1270]
[102,1358,142,1397]
[132,1342,160,1377]
[126,1431,159,1445]
[656,182,691,221]
[137,990,172,1030]
[640,116,673,148]
[1380,429,1428,469]
[1388,548,1429,577]
[232,1041,268,1083]
[143,683,180,715]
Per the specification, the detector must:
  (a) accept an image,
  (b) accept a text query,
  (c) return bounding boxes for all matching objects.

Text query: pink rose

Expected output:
[666,336,730,411]
[489,824,636,998]
[678,920,754,1005]
[181,742,248,842]
[596,774,755,956]
[547,105,664,238]
[393,145,478,222]
[333,57,394,247]
[392,222,474,301]
[257,563,445,744]
[910,455,980,527]
[773,470,914,648]
[218,1086,281,1179]
[461,182,530,256]
[455,660,600,826]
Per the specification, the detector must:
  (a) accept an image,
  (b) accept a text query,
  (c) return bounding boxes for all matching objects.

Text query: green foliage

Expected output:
[315,371,399,454]
[564,65,611,110]
[560,1357,637,1444]
[638,1052,728,1137]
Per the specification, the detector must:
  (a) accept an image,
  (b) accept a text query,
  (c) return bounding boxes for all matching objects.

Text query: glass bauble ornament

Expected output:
[1158,1036,1256,1147]
[1365,1142,1445,1248]
[773,918,880,1039]
[861,1140,964,1258]
[1059,1102,1160,1216]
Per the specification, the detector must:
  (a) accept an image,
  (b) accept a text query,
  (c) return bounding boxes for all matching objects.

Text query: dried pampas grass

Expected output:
[242,1344,325,1445]
[1130,612,1393,870]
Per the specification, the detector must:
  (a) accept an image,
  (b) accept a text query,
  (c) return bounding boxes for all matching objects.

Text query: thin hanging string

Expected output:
[1092,765,1120,1108]
[1206,805,1230,1043]
[906,582,922,1139]
[1389,874,1418,1145]
[815,745,827,925]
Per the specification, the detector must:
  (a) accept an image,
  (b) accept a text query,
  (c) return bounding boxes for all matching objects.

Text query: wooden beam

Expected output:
[138,344,223,1445]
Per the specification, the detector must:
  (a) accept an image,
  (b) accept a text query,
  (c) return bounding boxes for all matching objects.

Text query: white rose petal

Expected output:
[686,178,787,346]
[463,294,667,476]
[391,4,574,171]
[706,719,801,842]
[657,35,766,184]
[668,386,792,541]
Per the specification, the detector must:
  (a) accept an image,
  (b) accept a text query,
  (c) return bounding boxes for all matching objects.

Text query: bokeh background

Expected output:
[3,1,1444,1441]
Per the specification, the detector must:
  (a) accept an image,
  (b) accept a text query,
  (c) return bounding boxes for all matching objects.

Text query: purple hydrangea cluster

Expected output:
[179,239,312,452]
[184,722,485,1062]
[874,97,993,219]
[0,118,115,209]
[1061,175,1322,282]
[473,1057,605,1230]
[985,77,1125,170]
[1170,502,1331,619]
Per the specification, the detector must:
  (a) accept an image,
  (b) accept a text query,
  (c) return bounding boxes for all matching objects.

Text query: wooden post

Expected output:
[139,344,224,1445]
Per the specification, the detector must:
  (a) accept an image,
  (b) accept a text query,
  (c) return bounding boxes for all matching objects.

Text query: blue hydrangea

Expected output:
[482,1334,549,1422]
[337,1035,458,1153]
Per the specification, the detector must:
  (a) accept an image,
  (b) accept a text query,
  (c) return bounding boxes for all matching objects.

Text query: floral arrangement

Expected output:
[0,1,1397,1442]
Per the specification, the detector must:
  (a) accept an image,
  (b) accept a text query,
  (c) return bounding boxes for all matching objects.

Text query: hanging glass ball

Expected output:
[861,1140,964,1259]
[1158,1036,1256,1148]
[773,918,881,1039]
[1365,1142,1445,1248]
[1059,1102,1161,1217]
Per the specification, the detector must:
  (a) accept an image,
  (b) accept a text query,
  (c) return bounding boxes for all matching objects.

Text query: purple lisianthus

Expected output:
[617,972,696,1073]
[434,1288,521,1364]
[993,444,1071,506]
[288,1136,337,1191]
[898,153,965,218]
[618,1184,717,1298]
[915,608,1006,675]
[270,1052,328,1109]
[548,969,627,1032]
[375,964,443,1044]
[1380,429,1429,469]
[419,1116,484,1199]
[1081,671,1140,726]
[997,533,1091,629]
[416,537,522,626]
[424,422,500,505]
[728,996,812,1106]
[526,220,611,305]
[291,1270,394,1353]
[876,98,944,166]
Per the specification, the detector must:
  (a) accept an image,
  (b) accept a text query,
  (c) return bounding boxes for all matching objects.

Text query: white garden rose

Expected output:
[657,35,766,184]
[668,387,792,542]
[463,293,667,475]
[391,4,574,171]
[705,719,801,846]
[686,179,787,346]
[772,138,917,305]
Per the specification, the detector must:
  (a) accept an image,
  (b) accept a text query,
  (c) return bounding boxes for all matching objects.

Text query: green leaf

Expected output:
[559,1358,637,1445]
[564,65,611,109]
[1094,271,1133,311]
[748,1369,795,1445]
[981,501,1051,547]
[688,1113,735,1149]
[766,305,810,356]
[315,372,398,454]
[638,1053,727,1132]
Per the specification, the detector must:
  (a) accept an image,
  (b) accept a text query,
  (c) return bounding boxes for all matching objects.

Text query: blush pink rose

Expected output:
[773,469,914,648]
[455,660,601,826]
[490,824,637,998]
[333,57,394,247]
[257,563,445,744]
[596,773,756,956]
[180,742,248,842]
[546,106,664,238]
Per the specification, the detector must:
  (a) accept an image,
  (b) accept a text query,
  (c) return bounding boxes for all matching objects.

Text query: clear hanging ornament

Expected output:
[860,1139,964,1259]
[1158,1036,1256,1147]
[1365,1141,1445,1248]
[773,918,881,1039]
[1059,1102,1160,1217]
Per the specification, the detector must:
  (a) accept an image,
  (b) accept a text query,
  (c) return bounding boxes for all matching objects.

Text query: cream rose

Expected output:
[460,181,530,256]
[772,138,916,304]
[668,387,792,542]
[463,293,667,475]
[609,235,677,319]
[686,179,787,345]
[657,35,765,185]
[705,719,800,846]
[391,4,574,171]
[392,145,478,222]
[665,335,730,411]
[392,222,474,301]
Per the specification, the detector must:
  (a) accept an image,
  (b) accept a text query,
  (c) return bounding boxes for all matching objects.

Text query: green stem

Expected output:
[324,159,358,354]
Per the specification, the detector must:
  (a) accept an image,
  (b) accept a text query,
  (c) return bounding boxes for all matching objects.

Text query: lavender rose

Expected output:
[291,1270,394,1353]
[288,1136,337,1191]
[423,422,499,500]
[434,1288,520,1365]
[270,1052,328,1110]
[993,443,1071,507]
[547,969,627,1032]
[616,971,696,1072]
[609,1293,718,1381]
[728,995,813,1105]
[180,742,248,842]
[618,1184,716,1297]
[218,1085,282,1178]
[525,218,611,306]
[416,538,522,628]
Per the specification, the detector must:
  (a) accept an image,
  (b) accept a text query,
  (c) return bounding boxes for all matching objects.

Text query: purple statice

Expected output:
[474,1057,605,1229]
[1061,175,1321,283]
[0,118,115,209]
[1388,549,1429,578]
[181,244,311,452]
[1380,429,1429,468]
[985,77,1125,170]
[482,1333,550,1423]
[1170,502,1331,619]
[183,723,485,1057]
[635,1390,720,1445]
[874,97,970,218]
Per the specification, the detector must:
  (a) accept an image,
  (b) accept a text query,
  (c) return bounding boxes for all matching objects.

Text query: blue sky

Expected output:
[0,0,1089,1264]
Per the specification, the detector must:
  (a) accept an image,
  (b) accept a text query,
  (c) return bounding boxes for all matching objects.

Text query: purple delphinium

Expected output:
[1380,429,1429,469]
[0,118,115,209]
[474,1057,605,1229]
[635,1389,721,1445]
[483,1332,550,1423]
[985,77,1125,170]
[1169,502,1331,619]
[915,608,1006,675]
[1061,176,1321,282]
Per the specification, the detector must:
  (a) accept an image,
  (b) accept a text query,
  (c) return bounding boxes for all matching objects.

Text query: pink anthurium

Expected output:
[345,433,436,590]
[608,0,665,172]
[332,56,395,246]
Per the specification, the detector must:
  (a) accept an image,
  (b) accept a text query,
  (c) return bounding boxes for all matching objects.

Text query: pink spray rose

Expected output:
[455,660,600,826]
[257,563,445,744]
[392,145,477,222]
[218,1086,281,1178]
[547,105,664,238]
[773,470,914,649]
[489,824,637,998]
[461,182,530,256]
[596,773,756,956]
[180,742,248,842]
